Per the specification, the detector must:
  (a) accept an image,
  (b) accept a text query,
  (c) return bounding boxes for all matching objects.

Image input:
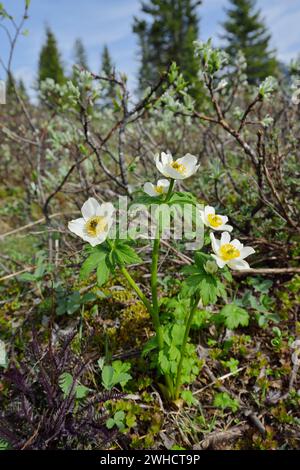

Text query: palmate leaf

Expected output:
[183,252,227,305]
[113,242,142,265]
[80,246,108,280]
[97,259,110,286]
[185,272,219,305]
[220,304,249,330]
[130,192,164,206]
[168,191,199,207]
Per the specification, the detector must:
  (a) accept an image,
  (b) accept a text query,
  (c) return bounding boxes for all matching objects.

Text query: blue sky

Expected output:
[1,0,300,97]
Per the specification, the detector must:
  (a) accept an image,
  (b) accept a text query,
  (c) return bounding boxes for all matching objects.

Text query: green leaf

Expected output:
[171,324,185,345]
[169,344,180,361]
[25,0,31,9]
[213,392,239,412]
[181,390,198,406]
[97,259,110,286]
[80,248,107,280]
[106,418,115,429]
[114,411,125,425]
[0,439,9,450]
[58,372,89,399]
[59,372,73,397]
[220,304,249,329]
[114,243,142,265]
[111,360,132,387]
[19,272,35,282]
[101,365,114,390]
[142,335,158,357]
[158,351,170,374]
[75,384,90,399]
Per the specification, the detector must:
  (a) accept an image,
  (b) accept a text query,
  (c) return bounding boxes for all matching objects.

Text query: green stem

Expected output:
[150,179,175,396]
[164,178,175,203]
[174,295,200,400]
[119,264,152,313]
[106,239,152,313]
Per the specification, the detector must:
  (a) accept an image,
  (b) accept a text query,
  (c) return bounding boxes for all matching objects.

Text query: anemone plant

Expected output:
[69,151,255,402]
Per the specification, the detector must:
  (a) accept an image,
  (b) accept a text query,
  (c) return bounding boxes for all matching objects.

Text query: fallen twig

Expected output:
[194,424,249,450]
[0,266,34,282]
[0,211,79,240]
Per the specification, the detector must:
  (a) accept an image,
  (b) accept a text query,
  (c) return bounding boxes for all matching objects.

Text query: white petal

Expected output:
[144,182,157,197]
[220,231,231,245]
[81,197,101,220]
[161,152,173,165]
[86,232,108,247]
[97,202,115,219]
[185,164,199,177]
[157,179,170,190]
[204,205,215,218]
[228,259,250,270]
[164,166,185,179]
[231,239,243,251]
[211,254,226,268]
[217,223,233,232]
[220,215,228,224]
[155,156,168,177]
[68,218,85,239]
[240,246,255,259]
[176,153,198,169]
[210,232,220,254]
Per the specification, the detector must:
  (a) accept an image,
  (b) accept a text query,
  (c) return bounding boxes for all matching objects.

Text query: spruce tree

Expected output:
[101,45,114,78]
[17,79,29,101]
[73,38,89,71]
[38,27,65,86]
[100,45,116,105]
[221,0,278,84]
[133,0,202,96]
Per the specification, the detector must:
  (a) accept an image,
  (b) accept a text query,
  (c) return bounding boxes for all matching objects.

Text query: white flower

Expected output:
[155,151,199,180]
[210,232,255,270]
[200,205,233,232]
[68,197,114,247]
[143,179,170,197]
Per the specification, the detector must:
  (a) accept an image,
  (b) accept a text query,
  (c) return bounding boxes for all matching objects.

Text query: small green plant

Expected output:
[106,410,126,431]
[219,303,249,330]
[0,439,9,451]
[213,392,239,412]
[58,372,90,399]
[55,289,96,316]
[100,360,132,390]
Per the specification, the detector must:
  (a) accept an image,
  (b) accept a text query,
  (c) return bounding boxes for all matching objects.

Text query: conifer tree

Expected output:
[17,79,29,101]
[101,45,114,78]
[221,0,278,84]
[5,74,28,102]
[38,27,65,86]
[73,38,89,71]
[133,0,202,96]
[100,45,116,105]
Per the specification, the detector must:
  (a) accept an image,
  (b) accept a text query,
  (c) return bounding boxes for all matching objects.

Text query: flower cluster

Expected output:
[68,151,255,271]
[143,151,255,271]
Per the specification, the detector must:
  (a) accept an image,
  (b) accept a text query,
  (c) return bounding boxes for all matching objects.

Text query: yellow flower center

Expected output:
[85,216,107,237]
[171,161,186,175]
[155,185,164,194]
[219,243,240,261]
[207,213,223,228]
